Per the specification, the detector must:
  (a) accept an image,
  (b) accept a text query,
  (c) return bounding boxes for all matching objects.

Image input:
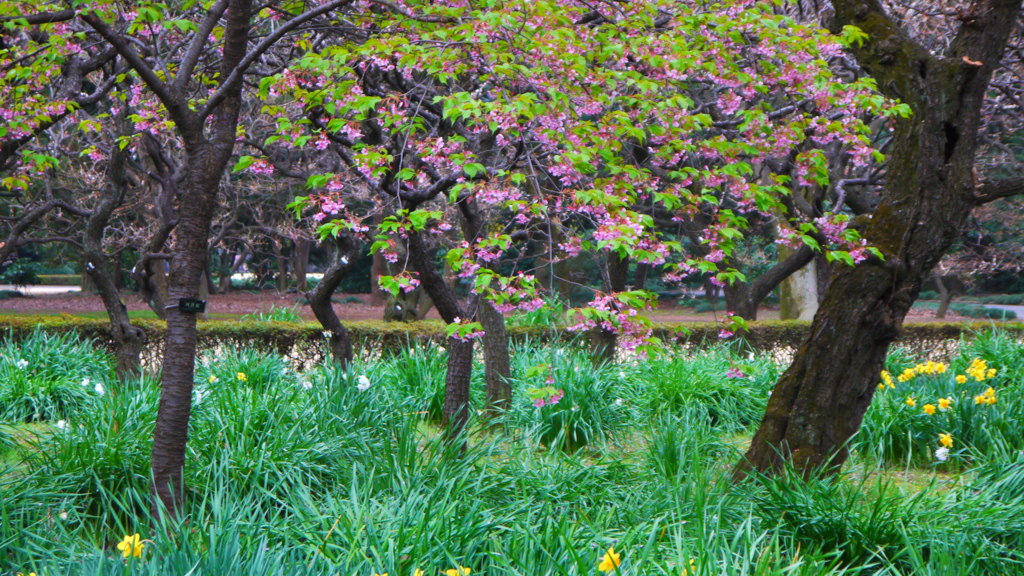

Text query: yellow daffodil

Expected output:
[955,374,967,384]
[371,572,388,576]
[117,533,144,558]
[905,397,917,407]
[881,370,894,388]
[938,397,951,410]
[922,404,936,415]
[939,433,954,448]
[599,547,621,572]
[17,572,37,576]
[986,368,997,379]
[413,570,424,576]
[986,395,998,405]
[444,567,471,576]
[237,372,247,382]
[681,557,698,575]
[966,358,989,381]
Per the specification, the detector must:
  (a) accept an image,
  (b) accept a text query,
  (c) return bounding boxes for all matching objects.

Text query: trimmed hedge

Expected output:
[37,274,83,286]
[1,314,1021,369]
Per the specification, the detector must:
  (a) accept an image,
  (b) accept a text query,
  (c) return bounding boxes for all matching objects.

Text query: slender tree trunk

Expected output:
[83,140,145,380]
[151,145,227,515]
[737,0,1020,477]
[408,229,475,438]
[479,299,511,414]
[307,234,360,366]
[934,270,952,319]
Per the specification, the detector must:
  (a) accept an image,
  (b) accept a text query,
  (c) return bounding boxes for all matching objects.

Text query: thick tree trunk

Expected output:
[479,299,512,414]
[292,237,312,292]
[443,336,474,434]
[737,0,1020,477]
[307,234,360,366]
[779,258,819,320]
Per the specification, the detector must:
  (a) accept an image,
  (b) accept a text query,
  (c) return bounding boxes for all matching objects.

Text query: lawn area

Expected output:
[1,330,1023,575]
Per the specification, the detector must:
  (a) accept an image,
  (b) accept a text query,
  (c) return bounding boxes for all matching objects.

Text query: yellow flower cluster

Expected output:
[681,557,699,575]
[878,370,895,390]
[974,386,998,405]
[965,358,997,382]
[896,361,948,382]
[920,397,953,415]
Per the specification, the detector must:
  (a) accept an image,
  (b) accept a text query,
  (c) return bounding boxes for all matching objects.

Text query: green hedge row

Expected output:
[1,315,1020,367]
[37,274,83,286]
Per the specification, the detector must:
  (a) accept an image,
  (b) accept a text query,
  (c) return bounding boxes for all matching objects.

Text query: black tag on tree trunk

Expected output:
[179,298,207,313]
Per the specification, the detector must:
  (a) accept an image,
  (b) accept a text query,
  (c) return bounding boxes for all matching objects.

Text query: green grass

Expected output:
[1,332,1023,575]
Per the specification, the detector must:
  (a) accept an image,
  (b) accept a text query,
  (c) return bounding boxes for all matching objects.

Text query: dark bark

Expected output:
[634,263,651,291]
[737,0,1022,478]
[292,237,312,292]
[147,0,255,517]
[443,336,474,434]
[479,299,512,415]
[306,234,361,366]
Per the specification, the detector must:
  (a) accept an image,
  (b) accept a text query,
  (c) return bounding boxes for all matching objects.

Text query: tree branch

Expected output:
[82,13,192,129]
[172,0,231,94]
[201,0,352,118]
[826,0,935,102]
[974,173,1024,203]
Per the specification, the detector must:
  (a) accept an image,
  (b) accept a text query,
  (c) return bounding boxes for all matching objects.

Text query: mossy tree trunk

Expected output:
[737,0,1023,478]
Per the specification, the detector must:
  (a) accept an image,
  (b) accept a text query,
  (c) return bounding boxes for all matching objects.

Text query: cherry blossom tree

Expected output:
[257,0,892,435]
[738,0,1024,477]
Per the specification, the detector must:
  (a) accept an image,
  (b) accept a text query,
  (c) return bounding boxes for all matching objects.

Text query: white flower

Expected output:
[55,420,67,430]
[194,390,206,404]
[81,377,90,387]
[570,404,580,412]
[58,511,68,520]
[356,375,372,391]
[935,446,950,462]
[301,380,313,390]
[93,381,105,395]
[15,358,28,370]
[322,331,332,339]
[614,398,625,406]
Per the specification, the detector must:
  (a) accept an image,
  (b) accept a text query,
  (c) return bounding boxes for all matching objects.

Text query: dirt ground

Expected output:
[0,289,965,324]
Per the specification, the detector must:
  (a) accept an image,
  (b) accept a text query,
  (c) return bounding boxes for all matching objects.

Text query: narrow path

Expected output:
[0,284,81,295]
[983,304,1024,319]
